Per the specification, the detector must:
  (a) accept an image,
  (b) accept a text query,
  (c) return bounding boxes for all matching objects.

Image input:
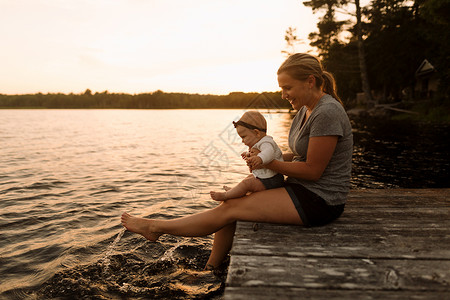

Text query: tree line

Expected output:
[0,90,290,110]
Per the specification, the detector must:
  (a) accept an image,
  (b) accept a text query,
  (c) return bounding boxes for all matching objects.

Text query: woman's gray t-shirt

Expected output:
[286,94,353,205]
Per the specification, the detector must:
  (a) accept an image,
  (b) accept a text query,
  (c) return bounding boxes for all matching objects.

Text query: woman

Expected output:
[121,53,353,270]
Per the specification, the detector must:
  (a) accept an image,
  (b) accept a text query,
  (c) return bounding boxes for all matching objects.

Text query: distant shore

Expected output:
[0,91,291,110]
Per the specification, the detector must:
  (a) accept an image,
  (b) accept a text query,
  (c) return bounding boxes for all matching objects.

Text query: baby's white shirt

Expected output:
[251,135,283,179]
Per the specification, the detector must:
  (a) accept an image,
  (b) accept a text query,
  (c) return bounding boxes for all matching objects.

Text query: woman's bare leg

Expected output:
[121,212,162,241]
[122,213,236,269]
[205,221,236,269]
[121,204,231,240]
[123,188,302,238]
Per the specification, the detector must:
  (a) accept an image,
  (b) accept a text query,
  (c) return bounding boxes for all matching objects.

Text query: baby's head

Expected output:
[233,111,267,148]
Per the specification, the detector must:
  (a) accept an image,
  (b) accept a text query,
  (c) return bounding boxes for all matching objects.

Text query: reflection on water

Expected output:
[0,109,448,299]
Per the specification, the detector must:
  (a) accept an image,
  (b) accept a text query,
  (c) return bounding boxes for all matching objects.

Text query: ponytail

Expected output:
[322,71,343,106]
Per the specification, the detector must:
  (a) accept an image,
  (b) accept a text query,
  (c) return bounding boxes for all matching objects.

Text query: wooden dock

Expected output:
[224,189,450,299]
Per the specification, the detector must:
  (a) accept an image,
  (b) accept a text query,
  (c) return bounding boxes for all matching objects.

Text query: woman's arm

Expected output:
[266,136,338,181]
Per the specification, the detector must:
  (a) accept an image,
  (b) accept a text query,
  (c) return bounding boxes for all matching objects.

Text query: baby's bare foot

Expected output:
[209,191,228,201]
[121,212,162,242]
[222,186,231,191]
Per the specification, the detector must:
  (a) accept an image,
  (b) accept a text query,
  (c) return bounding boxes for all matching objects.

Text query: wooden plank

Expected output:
[348,188,450,198]
[224,287,450,300]
[226,255,450,291]
[345,197,449,208]
[231,222,450,260]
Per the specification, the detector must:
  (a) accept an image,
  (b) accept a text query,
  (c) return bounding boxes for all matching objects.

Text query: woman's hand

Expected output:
[246,155,263,170]
[245,148,263,171]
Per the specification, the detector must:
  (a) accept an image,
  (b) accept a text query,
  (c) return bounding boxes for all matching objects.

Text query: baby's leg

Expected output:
[210,175,266,200]
[241,176,266,193]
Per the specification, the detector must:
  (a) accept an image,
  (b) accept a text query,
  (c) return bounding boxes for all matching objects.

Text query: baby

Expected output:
[210,111,284,201]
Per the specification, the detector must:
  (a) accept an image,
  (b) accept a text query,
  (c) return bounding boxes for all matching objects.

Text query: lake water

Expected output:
[0,109,449,299]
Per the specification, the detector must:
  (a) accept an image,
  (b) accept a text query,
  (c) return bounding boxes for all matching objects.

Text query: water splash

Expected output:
[33,232,227,299]
[100,228,126,272]
[159,238,187,262]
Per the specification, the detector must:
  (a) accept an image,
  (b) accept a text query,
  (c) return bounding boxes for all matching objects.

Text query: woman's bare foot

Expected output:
[209,191,228,201]
[121,212,162,242]
[222,186,231,191]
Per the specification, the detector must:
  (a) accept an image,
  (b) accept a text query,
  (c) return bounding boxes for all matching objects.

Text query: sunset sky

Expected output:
[0,0,320,95]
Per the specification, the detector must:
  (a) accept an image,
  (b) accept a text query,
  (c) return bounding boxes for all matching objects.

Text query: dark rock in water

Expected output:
[35,245,228,299]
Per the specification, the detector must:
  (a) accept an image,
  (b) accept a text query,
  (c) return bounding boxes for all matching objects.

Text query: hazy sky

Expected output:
[1,0,320,95]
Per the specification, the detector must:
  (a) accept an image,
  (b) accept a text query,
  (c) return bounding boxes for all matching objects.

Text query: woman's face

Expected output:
[277,72,312,110]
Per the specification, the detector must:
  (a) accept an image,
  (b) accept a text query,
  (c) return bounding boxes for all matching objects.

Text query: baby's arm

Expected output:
[256,142,276,165]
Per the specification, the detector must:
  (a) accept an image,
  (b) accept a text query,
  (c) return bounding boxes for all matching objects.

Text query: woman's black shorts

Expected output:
[285,183,345,227]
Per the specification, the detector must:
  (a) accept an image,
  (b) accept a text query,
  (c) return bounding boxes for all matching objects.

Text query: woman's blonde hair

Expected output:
[277,53,343,106]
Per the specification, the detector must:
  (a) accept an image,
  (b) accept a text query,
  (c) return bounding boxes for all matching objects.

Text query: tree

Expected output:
[355,0,375,106]
[303,0,375,106]
[303,0,348,54]
[323,41,361,104]
[282,27,303,56]
[362,0,437,102]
